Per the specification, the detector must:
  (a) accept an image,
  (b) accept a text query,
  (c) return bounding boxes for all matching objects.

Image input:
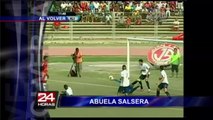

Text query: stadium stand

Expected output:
[43,1,183,40]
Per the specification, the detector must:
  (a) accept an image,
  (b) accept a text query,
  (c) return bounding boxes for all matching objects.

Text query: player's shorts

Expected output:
[171,64,179,72]
[42,75,47,81]
[139,74,150,80]
[158,83,169,90]
[117,86,125,93]
[126,85,134,93]
[42,73,48,84]
[117,86,132,94]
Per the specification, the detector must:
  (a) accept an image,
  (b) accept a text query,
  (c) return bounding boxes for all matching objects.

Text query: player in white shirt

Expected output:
[63,84,73,96]
[115,65,140,96]
[156,66,171,97]
[117,65,130,96]
[136,59,151,92]
[109,65,140,96]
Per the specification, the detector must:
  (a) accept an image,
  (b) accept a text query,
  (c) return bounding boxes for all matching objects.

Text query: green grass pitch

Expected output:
[47,55,183,118]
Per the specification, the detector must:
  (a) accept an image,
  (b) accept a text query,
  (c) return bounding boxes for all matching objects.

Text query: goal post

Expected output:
[126,37,184,78]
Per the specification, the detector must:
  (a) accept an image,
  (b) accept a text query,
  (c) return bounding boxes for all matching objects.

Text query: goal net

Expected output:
[127,37,184,77]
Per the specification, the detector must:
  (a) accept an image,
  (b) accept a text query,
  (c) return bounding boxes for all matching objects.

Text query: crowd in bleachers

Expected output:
[51,1,183,14]
[51,1,183,29]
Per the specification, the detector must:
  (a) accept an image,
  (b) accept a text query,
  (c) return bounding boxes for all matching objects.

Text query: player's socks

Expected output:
[145,81,150,89]
[139,81,143,89]
[156,90,160,96]
[165,91,170,97]
[131,80,138,85]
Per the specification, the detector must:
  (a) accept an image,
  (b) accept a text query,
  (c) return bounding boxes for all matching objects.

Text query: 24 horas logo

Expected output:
[36,91,58,109]
[147,43,181,66]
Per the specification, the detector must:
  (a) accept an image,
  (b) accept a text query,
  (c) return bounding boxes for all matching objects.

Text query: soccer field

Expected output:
[47,55,183,118]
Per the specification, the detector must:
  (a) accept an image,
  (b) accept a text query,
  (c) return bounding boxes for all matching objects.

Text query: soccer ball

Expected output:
[109,75,114,80]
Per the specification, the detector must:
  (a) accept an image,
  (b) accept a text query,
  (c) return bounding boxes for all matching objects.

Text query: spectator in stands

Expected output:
[106,1,110,12]
[170,1,177,9]
[144,1,150,9]
[177,1,183,15]
[98,6,101,13]
[67,2,72,12]
[135,3,142,11]
[119,2,124,12]
[80,1,88,12]
[172,18,180,31]
[65,2,70,12]
[141,6,148,19]
[150,1,155,10]
[114,2,120,12]
[146,12,154,24]
[94,1,99,13]
[53,21,61,31]
[132,10,140,23]
[153,4,159,13]
[166,6,171,18]
[149,6,154,13]
[100,1,106,12]
[125,3,131,12]
[160,8,167,20]
[162,1,167,8]
[61,2,67,12]
[72,3,82,13]
[125,16,132,28]
[144,1,152,13]
[110,2,115,12]
[168,1,176,14]
[105,13,112,25]
[157,1,162,10]
[135,16,142,25]
[160,5,166,14]
[89,1,95,14]
[131,3,136,12]
[160,5,166,18]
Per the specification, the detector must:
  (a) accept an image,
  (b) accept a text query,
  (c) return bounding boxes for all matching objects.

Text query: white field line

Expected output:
[49,63,183,66]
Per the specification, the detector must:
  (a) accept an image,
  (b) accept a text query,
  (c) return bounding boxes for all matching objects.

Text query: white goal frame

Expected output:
[126,37,184,78]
